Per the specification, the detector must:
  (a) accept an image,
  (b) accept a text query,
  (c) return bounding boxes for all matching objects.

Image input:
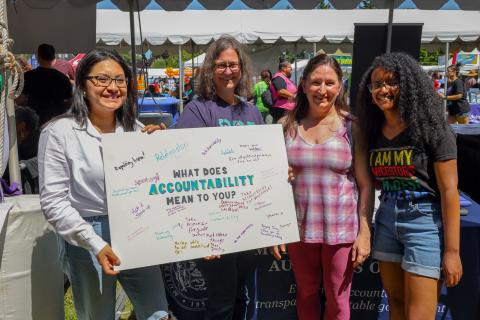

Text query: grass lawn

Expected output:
[64,285,135,320]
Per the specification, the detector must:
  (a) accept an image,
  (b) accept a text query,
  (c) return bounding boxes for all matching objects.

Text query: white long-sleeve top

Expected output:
[38,117,142,255]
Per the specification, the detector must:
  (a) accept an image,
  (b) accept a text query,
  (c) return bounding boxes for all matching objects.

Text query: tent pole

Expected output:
[191,42,194,72]
[444,41,450,117]
[386,0,394,53]
[128,0,137,94]
[178,44,184,113]
[294,42,298,85]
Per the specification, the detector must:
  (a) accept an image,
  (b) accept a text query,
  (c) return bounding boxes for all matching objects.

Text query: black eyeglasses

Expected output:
[214,62,241,73]
[86,75,128,88]
[367,80,399,92]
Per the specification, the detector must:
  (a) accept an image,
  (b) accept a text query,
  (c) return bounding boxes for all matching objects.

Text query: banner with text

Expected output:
[103,125,299,270]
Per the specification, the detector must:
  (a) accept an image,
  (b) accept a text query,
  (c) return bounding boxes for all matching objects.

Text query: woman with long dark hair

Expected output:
[175,35,263,320]
[38,49,170,320]
[273,54,373,320]
[357,52,463,319]
[441,64,470,124]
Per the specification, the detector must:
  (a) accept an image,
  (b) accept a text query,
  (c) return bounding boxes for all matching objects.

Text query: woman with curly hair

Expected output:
[272,54,374,320]
[357,52,463,319]
[175,35,263,320]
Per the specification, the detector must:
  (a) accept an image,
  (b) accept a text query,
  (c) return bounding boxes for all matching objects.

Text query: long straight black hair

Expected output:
[70,49,137,131]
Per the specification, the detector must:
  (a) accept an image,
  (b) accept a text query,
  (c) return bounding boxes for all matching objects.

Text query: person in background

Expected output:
[153,78,161,96]
[253,69,273,123]
[159,79,166,94]
[441,64,470,124]
[464,69,478,92]
[357,52,462,320]
[431,71,442,91]
[184,82,194,103]
[2,105,41,194]
[272,54,373,320]
[176,35,263,320]
[169,82,179,98]
[38,49,170,320]
[54,57,75,83]
[269,60,297,123]
[16,43,72,126]
[15,106,40,161]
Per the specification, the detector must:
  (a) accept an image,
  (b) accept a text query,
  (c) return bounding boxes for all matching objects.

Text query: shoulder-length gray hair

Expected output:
[195,35,253,100]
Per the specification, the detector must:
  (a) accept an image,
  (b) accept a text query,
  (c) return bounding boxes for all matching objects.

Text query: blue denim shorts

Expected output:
[372,197,444,279]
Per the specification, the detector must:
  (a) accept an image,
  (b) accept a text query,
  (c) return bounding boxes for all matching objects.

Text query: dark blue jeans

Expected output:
[197,250,258,320]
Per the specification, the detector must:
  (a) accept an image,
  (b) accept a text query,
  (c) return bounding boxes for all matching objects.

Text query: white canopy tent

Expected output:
[184,52,206,67]
[96,9,480,47]
[6,1,480,54]
[96,9,480,75]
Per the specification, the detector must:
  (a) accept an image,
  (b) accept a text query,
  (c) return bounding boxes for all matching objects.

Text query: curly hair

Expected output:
[195,35,253,100]
[283,54,348,137]
[356,52,448,149]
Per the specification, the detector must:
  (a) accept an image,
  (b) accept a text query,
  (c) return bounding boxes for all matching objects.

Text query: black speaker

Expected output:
[349,23,423,111]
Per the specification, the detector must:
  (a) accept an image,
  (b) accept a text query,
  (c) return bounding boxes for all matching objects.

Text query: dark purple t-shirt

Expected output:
[175,97,264,128]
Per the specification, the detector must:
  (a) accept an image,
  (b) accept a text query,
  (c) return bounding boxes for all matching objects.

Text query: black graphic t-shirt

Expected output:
[369,129,456,200]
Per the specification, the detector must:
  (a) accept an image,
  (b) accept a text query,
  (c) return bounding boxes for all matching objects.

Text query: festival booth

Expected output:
[95,8,480,75]
[2,1,480,319]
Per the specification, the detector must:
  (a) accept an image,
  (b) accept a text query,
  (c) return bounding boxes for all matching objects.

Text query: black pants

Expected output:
[269,107,286,124]
[197,250,258,320]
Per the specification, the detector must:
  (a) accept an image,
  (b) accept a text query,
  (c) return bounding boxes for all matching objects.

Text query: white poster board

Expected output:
[103,125,299,271]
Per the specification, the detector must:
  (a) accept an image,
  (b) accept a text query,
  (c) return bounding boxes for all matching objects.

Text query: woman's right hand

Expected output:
[288,166,296,183]
[204,255,221,260]
[270,244,286,260]
[96,244,120,275]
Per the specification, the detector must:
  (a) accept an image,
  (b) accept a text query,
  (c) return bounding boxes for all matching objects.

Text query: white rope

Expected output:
[0,0,24,183]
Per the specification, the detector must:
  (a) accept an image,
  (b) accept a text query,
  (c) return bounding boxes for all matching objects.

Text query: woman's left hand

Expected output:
[352,232,371,268]
[442,250,463,287]
[141,123,167,134]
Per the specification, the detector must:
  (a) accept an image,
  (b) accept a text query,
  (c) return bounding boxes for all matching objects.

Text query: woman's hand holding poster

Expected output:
[103,125,298,270]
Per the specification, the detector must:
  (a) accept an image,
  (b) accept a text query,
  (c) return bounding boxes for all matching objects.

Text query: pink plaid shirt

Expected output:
[286,118,358,244]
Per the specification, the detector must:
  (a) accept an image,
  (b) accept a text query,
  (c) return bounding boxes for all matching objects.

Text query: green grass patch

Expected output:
[64,283,135,319]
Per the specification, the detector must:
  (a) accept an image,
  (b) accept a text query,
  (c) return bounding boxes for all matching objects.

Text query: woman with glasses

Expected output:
[357,52,462,319]
[175,35,263,320]
[38,49,170,320]
[272,54,373,320]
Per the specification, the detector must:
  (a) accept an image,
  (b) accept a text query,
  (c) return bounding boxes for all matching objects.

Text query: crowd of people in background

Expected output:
[7,37,472,319]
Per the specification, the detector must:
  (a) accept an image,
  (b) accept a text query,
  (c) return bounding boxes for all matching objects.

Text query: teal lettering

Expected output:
[207,179,215,189]
[149,184,158,195]
[191,180,199,191]
[175,182,183,192]
[159,183,166,194]
[219,119,231,126]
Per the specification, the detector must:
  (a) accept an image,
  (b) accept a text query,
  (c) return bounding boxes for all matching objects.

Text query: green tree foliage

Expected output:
[358,0,376,9]
[118,49,202,68]
[316,0,333,9]
[419,48,441,66]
